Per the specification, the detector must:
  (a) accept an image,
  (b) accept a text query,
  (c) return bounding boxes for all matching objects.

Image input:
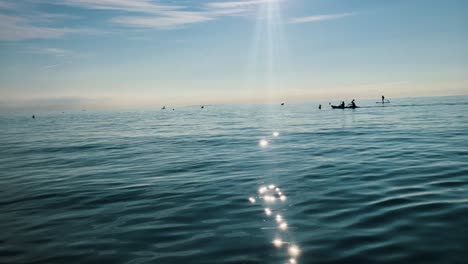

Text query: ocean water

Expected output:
[1,96,467,264]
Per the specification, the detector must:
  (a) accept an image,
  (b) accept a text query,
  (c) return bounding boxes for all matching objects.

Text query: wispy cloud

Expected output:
[59,0,181,13]
[207,0,279,9]
[31,47,74,57]
[35,13,81,23]
[1,0,281,35]
[206,0,280,17]
[0,13,99,41]
[0,14,76,41]
[0,0,96,41]
[55,0,278,29]
[1,0,349,39]
[112,12,213,29]
[55,0,210,29]
[0,0,15,9]
[289,13,354,24]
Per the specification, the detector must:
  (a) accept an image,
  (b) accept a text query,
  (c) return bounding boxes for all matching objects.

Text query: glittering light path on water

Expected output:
[249,184,300,263]
[250,131,301,263]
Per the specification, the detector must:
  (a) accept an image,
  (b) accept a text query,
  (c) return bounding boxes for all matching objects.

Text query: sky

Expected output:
[0,0,467,109]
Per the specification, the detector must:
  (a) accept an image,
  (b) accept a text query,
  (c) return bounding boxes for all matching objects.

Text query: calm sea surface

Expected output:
[1,96,468,264]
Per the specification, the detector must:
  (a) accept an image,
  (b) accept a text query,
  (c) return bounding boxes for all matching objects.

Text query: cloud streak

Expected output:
[0,0,15,9]
[56,0,279,29]
[112,12,213,29]
[57,0,211,29]
[0,14,76,41]
[0,0,355,40]
[289,13,354,24]
[59,0,181,13]
[31,47,74,57]
[207,0,279,9]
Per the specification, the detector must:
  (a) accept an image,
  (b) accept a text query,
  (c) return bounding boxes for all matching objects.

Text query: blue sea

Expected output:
[1,96,468,264]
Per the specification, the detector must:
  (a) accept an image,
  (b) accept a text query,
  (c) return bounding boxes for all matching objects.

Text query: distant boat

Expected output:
[331,105,359,109]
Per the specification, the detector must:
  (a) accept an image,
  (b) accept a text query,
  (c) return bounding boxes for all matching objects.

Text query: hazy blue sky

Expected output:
[0,0,467,109]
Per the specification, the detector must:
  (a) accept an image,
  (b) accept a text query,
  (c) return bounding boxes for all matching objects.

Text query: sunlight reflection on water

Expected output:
[259,139,269,147]
[249,181,301,263]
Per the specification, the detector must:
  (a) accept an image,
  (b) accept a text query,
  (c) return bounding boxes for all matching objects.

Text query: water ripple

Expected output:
[1,97,468,263]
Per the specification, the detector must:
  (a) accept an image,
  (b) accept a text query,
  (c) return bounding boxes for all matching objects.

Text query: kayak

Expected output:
[331,105,359,109]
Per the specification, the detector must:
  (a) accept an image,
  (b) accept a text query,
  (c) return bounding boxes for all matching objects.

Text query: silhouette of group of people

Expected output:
[338,99,357,108]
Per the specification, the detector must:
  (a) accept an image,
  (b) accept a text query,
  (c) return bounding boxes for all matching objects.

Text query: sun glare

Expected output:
[259,139,269,147]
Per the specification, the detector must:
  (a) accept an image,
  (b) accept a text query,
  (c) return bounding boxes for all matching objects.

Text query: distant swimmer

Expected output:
[319,104,322,110]
[281,103,285,106]
[201,105,205,109]
[32,115,35,119]
[162,106,166,110]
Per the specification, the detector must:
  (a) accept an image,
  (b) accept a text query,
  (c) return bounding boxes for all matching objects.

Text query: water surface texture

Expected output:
[1,96,468,264]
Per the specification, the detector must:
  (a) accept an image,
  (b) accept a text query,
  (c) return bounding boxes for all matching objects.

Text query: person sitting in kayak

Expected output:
[351,99,356,108]
[340,101,345,107]
[382,95,385,103]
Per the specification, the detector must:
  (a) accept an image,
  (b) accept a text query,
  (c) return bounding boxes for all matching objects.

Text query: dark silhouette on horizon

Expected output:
[331,100,359,109]
[378,95,390,104]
